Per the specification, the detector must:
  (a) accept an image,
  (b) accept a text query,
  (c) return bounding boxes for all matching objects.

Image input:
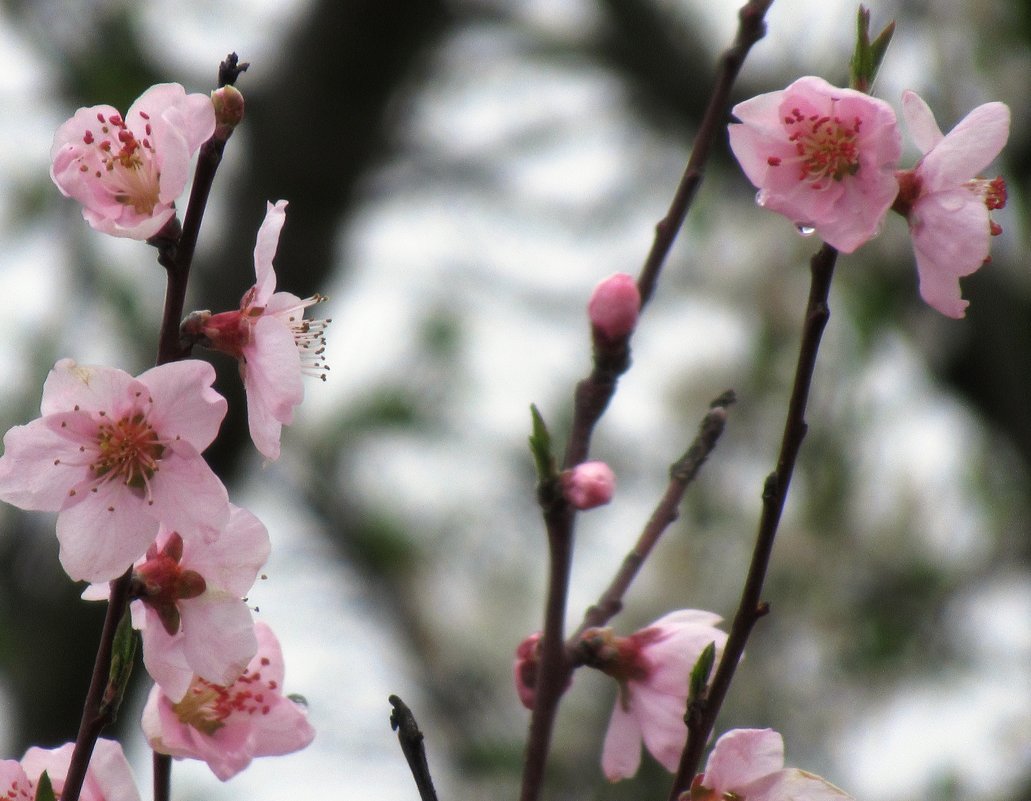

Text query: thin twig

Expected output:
[667,242,839,799]
[389,695,440,801]
[153,753,171,801]
[575,390,735,636]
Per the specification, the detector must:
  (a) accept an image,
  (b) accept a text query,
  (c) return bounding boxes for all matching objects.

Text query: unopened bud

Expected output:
[588,273,640,341]
[514,632,542,709]
[211,85,245,140]
[561,461,615,510]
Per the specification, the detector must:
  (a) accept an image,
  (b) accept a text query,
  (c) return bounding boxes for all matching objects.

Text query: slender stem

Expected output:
[518,4,773,799]
[637,0,775,309]
[59,55,244,801]
[574,391,734,637]
[667,243,838,799]
[58,568,133,801]
[153,753,172,801]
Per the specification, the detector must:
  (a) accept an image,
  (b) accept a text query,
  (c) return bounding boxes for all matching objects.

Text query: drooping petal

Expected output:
[601,693,644,781]
[242,315,305,460]
[909,190,990,318]
[630,684,689,772]
[179,596,257,689]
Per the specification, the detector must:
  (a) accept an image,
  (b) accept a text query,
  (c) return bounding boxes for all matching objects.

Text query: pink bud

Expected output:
[211,85,245,140]
[561,461,615,510]
[588,273,640,340]
[514,632,542,709]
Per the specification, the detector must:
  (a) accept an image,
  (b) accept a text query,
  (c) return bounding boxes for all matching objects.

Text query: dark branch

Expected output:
[389,695,440,801]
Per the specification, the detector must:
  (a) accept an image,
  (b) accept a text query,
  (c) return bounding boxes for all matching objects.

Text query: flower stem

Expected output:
[153,753,172,801]
[518,5,772,799]
[668,242,839,798]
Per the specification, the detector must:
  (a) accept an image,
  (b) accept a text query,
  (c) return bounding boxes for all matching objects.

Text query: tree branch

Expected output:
[389,695,440,801]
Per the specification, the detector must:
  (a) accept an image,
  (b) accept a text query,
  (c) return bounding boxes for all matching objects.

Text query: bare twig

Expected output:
[389,695,440,801]
[668,242,839,798]
[575,390,735,636]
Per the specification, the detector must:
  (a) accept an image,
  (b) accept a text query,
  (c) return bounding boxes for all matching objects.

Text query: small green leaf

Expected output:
[528,404,557,483]
[688,641,717,703]
[849,5,895,93]
[34,771,57,801]
[100,603,138,719]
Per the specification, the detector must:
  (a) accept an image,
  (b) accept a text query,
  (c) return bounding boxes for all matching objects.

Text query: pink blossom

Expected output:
[0,761,33,801]
[728,76,901,253]
[19,738,142,801]
[892,91,1009,318]
[561,461,615,510]
[50,83,215,240]
[581,609,727,781]
[0,359,229,582]
[589,273,640,341]
[84,504,270,702]
[181,200,329,460]
[693,728,853,801]
[142,621,316,781]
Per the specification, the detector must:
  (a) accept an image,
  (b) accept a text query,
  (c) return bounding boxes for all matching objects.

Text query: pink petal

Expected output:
[184,504,270,595]
[703,728,784,793]
[910,190,990,318]
[253,200,288,303]
[137,359,226,451]
[179,598,257,689]
[40,360,134,416]
[242,315,305,460]
[920,102,1010,189]
[139,611,195,702]
[55,487,160,581]
[0,416,87,511]
[601,695,643,781]
[631,684,689,771]
[145,445,230,541]
[248,695,317,757]
[0,760,32,800]
[901,91,944,154]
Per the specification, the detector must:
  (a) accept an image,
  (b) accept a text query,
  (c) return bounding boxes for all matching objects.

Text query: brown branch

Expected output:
[667,242,839,799]
[575,390,735,636]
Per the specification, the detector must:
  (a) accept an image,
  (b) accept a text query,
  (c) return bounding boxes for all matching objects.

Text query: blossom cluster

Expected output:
[0,83,326,784]
[729,75,1010,318]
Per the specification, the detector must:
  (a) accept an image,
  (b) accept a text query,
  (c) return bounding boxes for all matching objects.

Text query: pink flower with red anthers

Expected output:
[181,200,329,461]
[691,728,853,801]
[17,738,142,801]
[0,359,229,583]
[892,91,1010,318]
[728,76,901,253]
[84,504,270,702]
[142,621,316,781]
[577,610,728,781]
[50,83,215,240]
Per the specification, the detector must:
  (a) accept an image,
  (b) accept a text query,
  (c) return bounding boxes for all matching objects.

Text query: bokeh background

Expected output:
[0,1,1027,800]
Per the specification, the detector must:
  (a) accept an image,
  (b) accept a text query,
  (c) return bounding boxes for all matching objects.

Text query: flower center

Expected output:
[78,111,161,214]
[784,105,862,187]
[90,411,165,491]
[172,657,278,736]
[132,532,207,636]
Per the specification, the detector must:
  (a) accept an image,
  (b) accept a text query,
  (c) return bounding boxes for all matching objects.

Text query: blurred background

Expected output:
[0,0,1027,799]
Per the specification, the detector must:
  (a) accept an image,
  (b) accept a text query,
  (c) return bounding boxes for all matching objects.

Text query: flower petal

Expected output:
[901,90,944,154]
[253,200,288,303]
[601,694,643,781]
[703,728,785,793]
[920,102,1010,188]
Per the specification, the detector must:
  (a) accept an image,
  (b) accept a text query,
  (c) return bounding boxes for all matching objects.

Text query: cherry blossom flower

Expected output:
[181,200,329,461]
[18,738,142,801]
[577,610,728,781]
[561,461,616,510]
[83,504,270,702]
[692,728,853,801]
[50,83,215,240]
[892,91,1009,318]
[728,76,901,253]
[589,273,640,341]
[0,359,229,583]
[142,621,316,781]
